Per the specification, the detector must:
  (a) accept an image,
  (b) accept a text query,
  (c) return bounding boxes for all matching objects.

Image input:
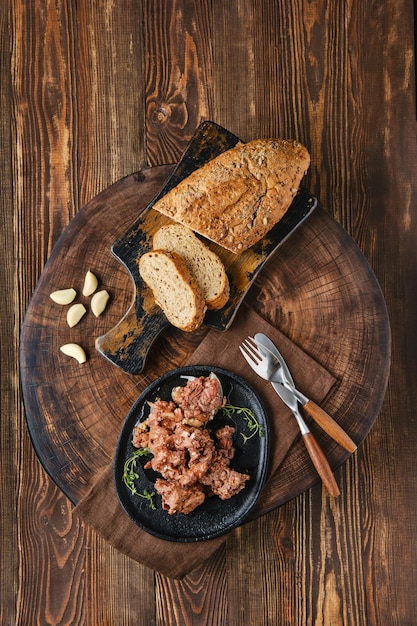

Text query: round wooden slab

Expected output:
[20,166,391,506]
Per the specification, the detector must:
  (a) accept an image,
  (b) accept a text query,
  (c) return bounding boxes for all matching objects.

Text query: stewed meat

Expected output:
[131,375,249,514]
[171,375,225,427]
[201,426,249,500]
[154,480,206,515]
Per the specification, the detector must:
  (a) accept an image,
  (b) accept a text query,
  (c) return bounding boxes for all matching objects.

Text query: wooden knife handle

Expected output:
[303,399,357,453]
[302,432,340,497]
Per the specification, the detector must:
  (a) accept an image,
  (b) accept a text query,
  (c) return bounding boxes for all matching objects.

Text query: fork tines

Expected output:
[239,336,262,364]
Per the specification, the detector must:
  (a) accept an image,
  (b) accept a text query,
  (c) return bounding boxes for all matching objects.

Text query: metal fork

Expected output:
[240,337,340,497]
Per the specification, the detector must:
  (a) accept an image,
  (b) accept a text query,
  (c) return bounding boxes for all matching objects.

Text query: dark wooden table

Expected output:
[2,1,416,624]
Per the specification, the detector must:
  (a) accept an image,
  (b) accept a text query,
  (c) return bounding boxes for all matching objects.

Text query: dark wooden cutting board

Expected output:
[20,157,390,507]
[96,122,317,374]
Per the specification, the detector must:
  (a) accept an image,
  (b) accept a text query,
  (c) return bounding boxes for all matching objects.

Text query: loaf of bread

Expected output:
[139,250,206,331]
[153,138,310,254]
[153,224,229,310]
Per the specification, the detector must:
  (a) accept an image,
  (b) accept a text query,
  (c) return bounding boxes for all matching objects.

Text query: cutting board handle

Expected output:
[95,299,169,373]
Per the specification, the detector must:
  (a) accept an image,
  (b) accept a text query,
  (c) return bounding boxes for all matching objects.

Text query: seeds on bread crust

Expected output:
[153,138,310,254]
[139,250,207,331]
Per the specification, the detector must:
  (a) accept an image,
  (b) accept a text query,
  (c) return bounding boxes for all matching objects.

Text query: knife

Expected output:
[254,333,357,453]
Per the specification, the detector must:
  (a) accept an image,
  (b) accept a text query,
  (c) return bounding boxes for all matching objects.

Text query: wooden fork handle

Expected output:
[302,432,340,497]
[303,400,357,453]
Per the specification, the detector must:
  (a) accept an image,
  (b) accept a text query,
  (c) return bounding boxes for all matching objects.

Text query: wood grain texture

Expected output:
[2,0,417,624]
[144,0,213,166]
[1,4,19,625]
[75,0,146,202]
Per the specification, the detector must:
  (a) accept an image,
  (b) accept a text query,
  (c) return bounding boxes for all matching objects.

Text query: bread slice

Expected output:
[139,250,206,331]
[153,224,229,310]
[153,138,310,254]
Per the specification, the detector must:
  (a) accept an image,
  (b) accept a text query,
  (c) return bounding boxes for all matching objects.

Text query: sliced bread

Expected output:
[139,249,207,331]
[153,138,310,254]
[153,224,229,310]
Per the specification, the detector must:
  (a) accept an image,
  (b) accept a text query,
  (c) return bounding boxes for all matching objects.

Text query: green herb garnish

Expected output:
[122,448,156,509]
[222,404,265,443]
[138,489,156,509]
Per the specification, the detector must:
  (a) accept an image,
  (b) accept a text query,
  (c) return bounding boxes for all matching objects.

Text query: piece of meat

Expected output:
[146,399,183,429]
[132,427,150,449]
[203,466,250,500]
[155,479,206,515]
[201,425,249,499]
[214,425,235,459]
[172,376,225,426]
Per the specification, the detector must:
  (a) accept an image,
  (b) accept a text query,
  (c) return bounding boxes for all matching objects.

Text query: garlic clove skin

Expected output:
[60,343,87,364]
[91,290,110,317]
[82,270,98,296]
[67,303,87,327]
[50,288,77,305]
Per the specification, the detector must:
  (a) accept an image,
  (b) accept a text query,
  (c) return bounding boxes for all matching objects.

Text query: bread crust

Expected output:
[139,250,207,331]
[153,138,310,254]
[153,224,229,310]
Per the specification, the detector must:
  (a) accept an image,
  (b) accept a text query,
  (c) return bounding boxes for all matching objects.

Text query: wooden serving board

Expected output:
[96,122,317,374]
[20,154,390,508]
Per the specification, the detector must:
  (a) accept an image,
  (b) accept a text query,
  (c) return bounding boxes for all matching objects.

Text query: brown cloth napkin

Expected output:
[74,304,336,579]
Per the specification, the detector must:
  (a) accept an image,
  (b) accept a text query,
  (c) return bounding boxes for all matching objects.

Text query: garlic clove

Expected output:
[49,288,77,305]
[67,303,87,327]
[60,343,87,364]
[91,290,110,317]
[82,270,98,296]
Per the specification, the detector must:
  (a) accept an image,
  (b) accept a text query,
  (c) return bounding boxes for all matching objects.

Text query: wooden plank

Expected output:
[225,509,298,625]
[155,545,228,625]
[143,0,213,167]
[0,3,19,625]
[83,531,156,626]
[8,0,155,624]
[75,0,147,202]
[9,1,93,623]
[208,2,417,625]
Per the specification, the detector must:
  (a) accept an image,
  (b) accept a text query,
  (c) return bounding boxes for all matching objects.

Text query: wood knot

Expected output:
[149,103,170,128]
[147,96,188,134]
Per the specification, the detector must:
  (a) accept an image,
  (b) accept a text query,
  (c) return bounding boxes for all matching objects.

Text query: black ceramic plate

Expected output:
[113,366,270,542]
